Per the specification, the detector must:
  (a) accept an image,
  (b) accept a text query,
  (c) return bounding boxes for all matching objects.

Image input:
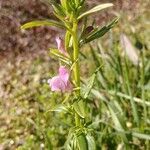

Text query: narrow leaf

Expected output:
[77,133,88,150]
[78,3,113,20]
[132,132,150,140]
[83,74,96,99]
[83,18,118,44]
[108,105,124,132]
[21,20,65,30]
[108,104,129,143]
[83,65,102,99]
[49,48,71,64]
[46,104,70,113]
[108,90,150,106]
[73,101,87,118]
[86,134,96,150]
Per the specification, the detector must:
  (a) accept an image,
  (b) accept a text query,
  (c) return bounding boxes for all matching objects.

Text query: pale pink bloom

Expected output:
[48,66,72,92]
[56,37,67,55]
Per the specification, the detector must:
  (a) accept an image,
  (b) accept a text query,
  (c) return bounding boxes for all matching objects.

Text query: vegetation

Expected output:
[0,0,149,149]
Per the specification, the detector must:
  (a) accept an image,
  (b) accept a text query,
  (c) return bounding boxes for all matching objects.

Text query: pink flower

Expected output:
[48,66,72,92]
[56,37,67,55]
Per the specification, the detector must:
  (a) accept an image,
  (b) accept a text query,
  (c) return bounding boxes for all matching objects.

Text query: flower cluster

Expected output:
[48,37,72,92]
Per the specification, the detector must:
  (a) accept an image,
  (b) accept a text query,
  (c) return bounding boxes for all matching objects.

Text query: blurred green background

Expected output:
[0,0,149,149]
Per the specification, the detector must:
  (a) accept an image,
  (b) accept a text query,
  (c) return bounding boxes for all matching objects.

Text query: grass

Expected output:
[0,1,150,149]
[88,38,150,149]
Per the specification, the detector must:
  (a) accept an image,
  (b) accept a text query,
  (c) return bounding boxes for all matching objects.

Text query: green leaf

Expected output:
[52,3,66,16]
[60,0,73,12]
[83,74,96,99]
[65,131,77,150]
[83,65,102,99]
[108,90,150,106]
[47,104,70,113]
[73,100,87,119]
[89,44,109,88]
[49,48,71,65]
[108,105,124,132]
[86,134,96,150]
[21,20,65,30]
[60,0,66,8]
[108,104,129,143]
[132,132,150,140]
[83,18,118,44]
[65,31,72,51]
[78,3,113,20]
[77,133,88,150]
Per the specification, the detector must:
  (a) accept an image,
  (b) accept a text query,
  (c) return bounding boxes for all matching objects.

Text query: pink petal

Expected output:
[56,36,66,55]
[48,76,66,92]
[66,81,73,91]
[48,66,73,92]
[59,66,69,84]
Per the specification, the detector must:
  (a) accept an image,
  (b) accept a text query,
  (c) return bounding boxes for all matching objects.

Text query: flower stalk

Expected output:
[71,18,82,126]
[72,19,80,95]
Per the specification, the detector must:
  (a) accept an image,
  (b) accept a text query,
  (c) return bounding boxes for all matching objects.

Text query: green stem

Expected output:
[72,20,80,95]
[141,50,147,125]
[124,57,139,127]
[75,113,80,126]
[72,19,81,126]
